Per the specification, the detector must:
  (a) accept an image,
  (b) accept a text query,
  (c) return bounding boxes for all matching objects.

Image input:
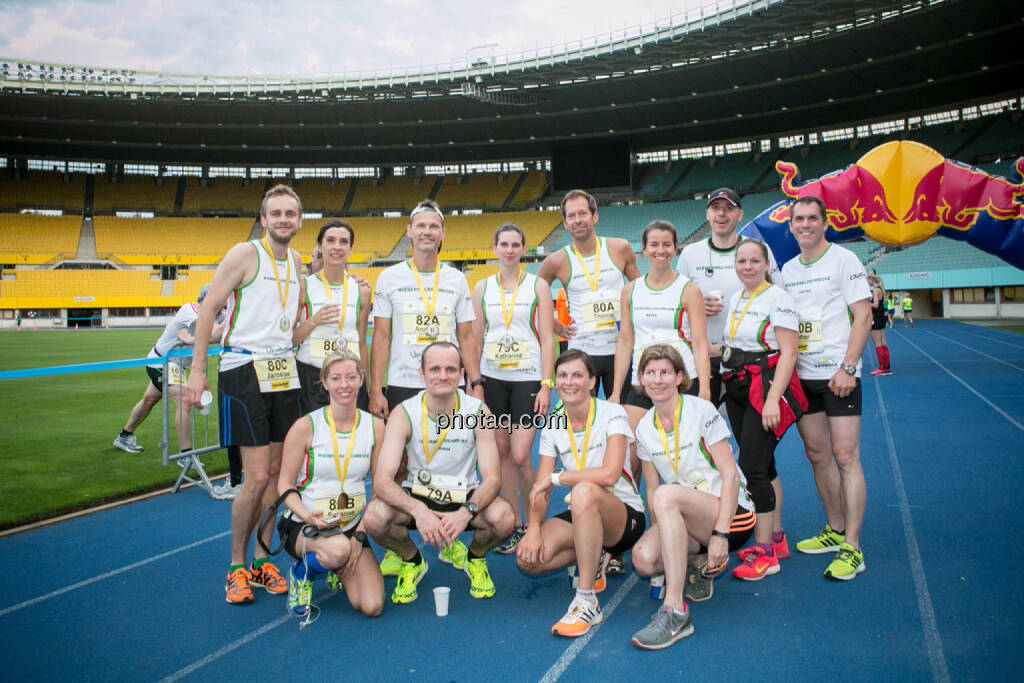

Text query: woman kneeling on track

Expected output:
[277,349,386,619]
[721,239,806,581]
[516,349,646,638]
[629,345,755,650]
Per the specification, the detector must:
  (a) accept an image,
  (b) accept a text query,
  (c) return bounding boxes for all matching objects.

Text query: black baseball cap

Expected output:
[707,188,741,208]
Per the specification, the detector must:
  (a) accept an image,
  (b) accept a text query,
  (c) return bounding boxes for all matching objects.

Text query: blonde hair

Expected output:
[319,349,365,386]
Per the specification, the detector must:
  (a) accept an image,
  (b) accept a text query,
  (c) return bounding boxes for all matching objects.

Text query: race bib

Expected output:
[310,335,360,359]
[676,472,710,492]
[313,486,367,524]
[797,307,823,352]
[411,473,468,504]
[253,355,300,392]
[402,311,454,345]
[166,362,188,387]
[581,293,618,331]
[485,338,532,370]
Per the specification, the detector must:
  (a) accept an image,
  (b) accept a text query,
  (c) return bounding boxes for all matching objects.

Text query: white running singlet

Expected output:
[628,273,697,381]
[296,272,362,368]
[564,237,625,356]
[400,390,483,500]
[479,272,542,381]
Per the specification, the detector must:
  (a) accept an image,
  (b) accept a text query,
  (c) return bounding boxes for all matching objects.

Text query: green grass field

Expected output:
[0,329,228,527]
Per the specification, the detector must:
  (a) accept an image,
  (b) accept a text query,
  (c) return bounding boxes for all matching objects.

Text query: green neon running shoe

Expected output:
[795,525,844,554]
[824,543,866,581]
[464,557,496,599]
[326,570,343,593]
[379,549,403,576]
[391,555,428,604]
[287,573,313,616]
[439,539,468,569]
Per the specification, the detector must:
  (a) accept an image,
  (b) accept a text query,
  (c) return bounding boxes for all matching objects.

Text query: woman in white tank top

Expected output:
[278,350,386,618]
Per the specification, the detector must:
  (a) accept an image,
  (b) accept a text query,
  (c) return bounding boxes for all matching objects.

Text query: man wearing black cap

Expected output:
[675,188,782,404]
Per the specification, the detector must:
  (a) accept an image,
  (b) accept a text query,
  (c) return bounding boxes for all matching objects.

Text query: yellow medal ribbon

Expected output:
[727,280,770,342]
[421,392,458,465]
[318,269,350,335]
[565,397,596,471]
[325,406,360,489]
[408,260,441,318]
[497,268,524,331]
[262,236,292,320]
[571,237,602,293]
[654,396,683,478]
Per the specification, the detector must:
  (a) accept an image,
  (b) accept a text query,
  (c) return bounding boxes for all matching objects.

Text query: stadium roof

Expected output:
[0,0,1020,167]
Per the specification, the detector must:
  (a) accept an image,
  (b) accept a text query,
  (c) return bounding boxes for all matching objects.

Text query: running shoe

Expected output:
[824,542,866,581]
[225,567,254,604]
[594,550,610,593]
[731,547,780,581]
[796,525,844,554]
[249,561,288,594]
[551,595,603,637]
[606,553,625,575]
[879,368,893,376]
[326,570,343,593]
[439,539,468,569]
[287,573,313,615]
[495,525,526,554]
[684,565,713,602]
[738,533,791,561]
[869,368,887,376]
[210,482,241,500]
[392,555,428,604]
[463,557,496,598]
[379,549,402,576]
[631,606,694,650]
[113,434,144,453]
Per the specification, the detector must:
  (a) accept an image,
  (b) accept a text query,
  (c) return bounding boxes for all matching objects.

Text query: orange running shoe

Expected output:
[225,567,254,604]
[249,561,287,595]
[730,547,780,581]
[551,595,603,637]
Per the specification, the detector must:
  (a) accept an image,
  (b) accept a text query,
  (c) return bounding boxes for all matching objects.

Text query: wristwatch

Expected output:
[352,531,369,546]
[462,501,479,518]
[470,378,486,389]
[840,362,857,376]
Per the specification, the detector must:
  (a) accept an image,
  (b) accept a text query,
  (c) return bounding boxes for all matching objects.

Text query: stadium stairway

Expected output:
[539,224,565,254]
[387,234,412,260]
[502,171,528,210]
[246,219,262,241]
[76,217,97,259]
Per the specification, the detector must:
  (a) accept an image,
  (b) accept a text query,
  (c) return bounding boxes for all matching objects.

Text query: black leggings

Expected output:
[723,374,778,514]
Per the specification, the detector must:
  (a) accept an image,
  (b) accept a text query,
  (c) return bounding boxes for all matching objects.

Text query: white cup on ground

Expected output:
[433,586,450,617]
[199,390,213,416]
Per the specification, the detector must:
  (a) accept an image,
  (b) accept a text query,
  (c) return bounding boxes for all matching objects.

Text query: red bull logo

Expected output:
[771,161,898,231]
[902,157,1024,230]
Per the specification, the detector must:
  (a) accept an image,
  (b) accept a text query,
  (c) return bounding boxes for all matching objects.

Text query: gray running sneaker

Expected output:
[113,434,144,453]
[684,564,714,602]
[631,606,694,650]
[210,482,241,500]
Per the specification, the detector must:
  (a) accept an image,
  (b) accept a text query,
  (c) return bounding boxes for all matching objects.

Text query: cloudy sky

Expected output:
[0,0,714,76]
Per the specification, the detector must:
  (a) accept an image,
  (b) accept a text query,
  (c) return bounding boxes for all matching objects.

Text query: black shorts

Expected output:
[277,517,367,561]
[400,487,476,527]
[696,506,756,554]
[871,307,887,331]
[801,378,862,417]
[483,376,540,424]
[554,502,646,556]
[297,360,369,413]
[217,363,302,447]
[624,381,699,410]
[146,365,164,392]
[707,357,725,407]
[386,385,422,413]
[588,353,621,398]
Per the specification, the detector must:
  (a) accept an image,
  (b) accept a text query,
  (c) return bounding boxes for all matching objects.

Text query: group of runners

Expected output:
[161,183,875,651]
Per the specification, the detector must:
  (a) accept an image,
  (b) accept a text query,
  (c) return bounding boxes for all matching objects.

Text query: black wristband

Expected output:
[711,529,730,540]
[470,378,485,389]
[352,530,370,548]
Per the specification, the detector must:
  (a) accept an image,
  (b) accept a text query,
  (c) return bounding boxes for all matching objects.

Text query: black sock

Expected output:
[403,549,423,565]
[120,429,132,437]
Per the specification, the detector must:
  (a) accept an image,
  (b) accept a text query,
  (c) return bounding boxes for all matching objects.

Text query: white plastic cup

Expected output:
[707,289,723,302]
[433,586,450,617]
[199,390,213,416]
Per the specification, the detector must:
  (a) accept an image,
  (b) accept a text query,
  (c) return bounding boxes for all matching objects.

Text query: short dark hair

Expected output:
[560,189,597,217]
[420,341,463,371]
[792,195,827,222]
[554,348,596,378]
[317,219,355,247]
[260,184,302,216]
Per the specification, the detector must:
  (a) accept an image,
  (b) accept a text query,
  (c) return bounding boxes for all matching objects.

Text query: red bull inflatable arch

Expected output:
[741,140,1024,270]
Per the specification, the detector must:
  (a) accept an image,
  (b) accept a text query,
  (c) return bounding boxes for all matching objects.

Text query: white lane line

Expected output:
[159,592,339,682]
[920,329,1024,372]
[873,378,950,683]
[948,325,1024,349]
[895,332,1024,431]
[0,530,231,617]
[539,572,639,683]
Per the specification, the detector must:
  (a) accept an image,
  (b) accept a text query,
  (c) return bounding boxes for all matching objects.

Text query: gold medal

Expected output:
[278,315,290,333]
[426,323,440,338]
[336,492,350,509]
[263,236,293,333]
[417,468,432,485]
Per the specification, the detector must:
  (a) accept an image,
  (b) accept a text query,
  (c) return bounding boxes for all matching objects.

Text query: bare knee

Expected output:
[651,484,681,514]
[362,499,391,537]
[516,556,545,575]
[569,481,603,512]
[833,446,861,472]
[631,540,660,577]
[484,499,515,539]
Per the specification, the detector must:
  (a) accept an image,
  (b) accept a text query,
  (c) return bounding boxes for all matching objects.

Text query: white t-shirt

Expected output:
[676,236,782,347]
[538,398,644,513]
[147,302,199,370]
[722,283,799,353]
[635,395,754,511]
[781,244,870,380]
[371,261,474,388]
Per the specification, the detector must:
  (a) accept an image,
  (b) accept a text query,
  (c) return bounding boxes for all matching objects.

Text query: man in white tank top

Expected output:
[363,342,514,604]
[186,185,306,606]
[537,189,640,397]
